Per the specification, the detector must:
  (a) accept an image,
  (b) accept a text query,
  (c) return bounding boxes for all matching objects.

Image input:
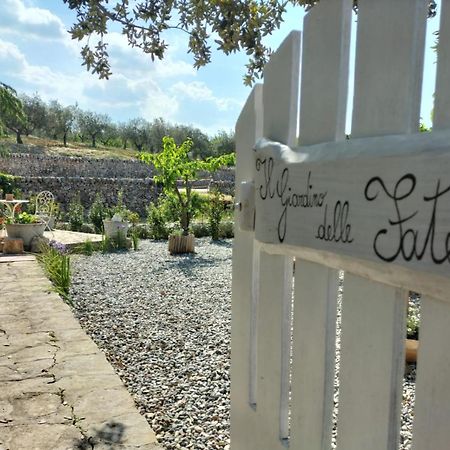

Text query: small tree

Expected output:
[140,136,234,236]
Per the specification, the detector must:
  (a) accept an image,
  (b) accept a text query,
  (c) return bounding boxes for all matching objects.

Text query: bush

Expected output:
[219,221,234,238]
[80,223,96,234]
[207,188,225,240]
[191,222,210,238]
[38,241,71,304]
[131,223,152,239]
[89,193,108,233]
[67,195,84,231]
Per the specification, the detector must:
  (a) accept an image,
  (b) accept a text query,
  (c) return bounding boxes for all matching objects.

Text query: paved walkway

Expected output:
[0,259,161,450]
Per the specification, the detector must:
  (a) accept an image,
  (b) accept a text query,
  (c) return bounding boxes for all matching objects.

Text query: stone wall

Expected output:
[16,176,158,217]
[0,153,152,179]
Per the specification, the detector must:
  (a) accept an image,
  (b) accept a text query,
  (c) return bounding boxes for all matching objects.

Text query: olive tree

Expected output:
[0,83,26,142]
[64,0,438,85]
[77,110,111,147]
[47,101,75,146]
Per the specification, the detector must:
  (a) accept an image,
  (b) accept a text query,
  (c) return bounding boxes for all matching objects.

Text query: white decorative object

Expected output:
[6,223,45,248]
[103,216,130,238]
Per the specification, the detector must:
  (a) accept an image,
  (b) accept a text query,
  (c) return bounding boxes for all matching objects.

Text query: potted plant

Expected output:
[102,191,135,239]
[6,212,45,248]
[140,136,234,254]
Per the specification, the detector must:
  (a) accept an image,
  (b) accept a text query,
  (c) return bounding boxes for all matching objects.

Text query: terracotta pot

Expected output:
[405,338,419,363]
[5,194,14,201]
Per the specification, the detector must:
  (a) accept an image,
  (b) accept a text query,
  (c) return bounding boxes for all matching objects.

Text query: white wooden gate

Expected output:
[231,0,450,449]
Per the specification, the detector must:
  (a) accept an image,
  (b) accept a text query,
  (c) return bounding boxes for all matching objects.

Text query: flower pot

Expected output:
[405,338,419,363]
[6,223,45,248]
[103,220,130,238]
[168,234,195,254]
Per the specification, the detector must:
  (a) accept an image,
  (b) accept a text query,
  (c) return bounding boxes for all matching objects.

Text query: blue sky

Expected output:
[0,0,439,137]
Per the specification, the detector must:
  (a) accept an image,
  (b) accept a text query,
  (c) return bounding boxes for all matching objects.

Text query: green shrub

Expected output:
[192,222,210,238]
[89,193,108,233]
[219,221,234,238]
[207,188,225,240]
[147,200,171,240]
[131,223,152,239]
[80,239,94,255]
[131,228,140,251]
[101,230,129,252]
[67,195,84,231]
[0,172,17,198]
[38,241,71,304]
[80,223,96,234]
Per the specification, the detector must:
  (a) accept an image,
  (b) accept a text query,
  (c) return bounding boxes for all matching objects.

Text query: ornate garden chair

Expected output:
[35,191,55,231]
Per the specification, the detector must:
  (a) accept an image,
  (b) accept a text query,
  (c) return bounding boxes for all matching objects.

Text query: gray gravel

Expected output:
[70,239,416,449]
[71,239,232,450]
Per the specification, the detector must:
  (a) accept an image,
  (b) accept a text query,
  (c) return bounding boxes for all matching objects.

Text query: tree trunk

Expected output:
[63,132,67,147]
[92,135,96,147]
[16,131,23,144]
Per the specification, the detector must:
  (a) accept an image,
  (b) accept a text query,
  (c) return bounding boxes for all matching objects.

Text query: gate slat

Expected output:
[230,85,263,450]
[338,276,407,449]
[256,253,293,448]
[413,296,450,449]
[291,261,339,450]
[337,1,427,449]
[433,0,450,129]
[290,1,351,449]
[351,0,427,137]
[254,31,300,449]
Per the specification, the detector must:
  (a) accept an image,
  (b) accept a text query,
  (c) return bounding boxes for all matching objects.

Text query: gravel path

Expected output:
[70,238,416,450]
[71,239,232,450]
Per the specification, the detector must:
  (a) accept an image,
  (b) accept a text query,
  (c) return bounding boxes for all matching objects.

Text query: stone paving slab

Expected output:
[44,230,103,249]
[0,260,162,450]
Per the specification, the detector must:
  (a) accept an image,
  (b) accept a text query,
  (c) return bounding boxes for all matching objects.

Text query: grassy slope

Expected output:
[0,135,138,160]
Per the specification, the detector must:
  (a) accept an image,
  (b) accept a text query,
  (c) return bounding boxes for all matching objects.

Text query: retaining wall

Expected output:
[16,176,158,217]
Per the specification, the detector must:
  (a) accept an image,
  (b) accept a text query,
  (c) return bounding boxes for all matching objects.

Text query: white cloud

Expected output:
[0,0,67,41]
[171,81,242,111]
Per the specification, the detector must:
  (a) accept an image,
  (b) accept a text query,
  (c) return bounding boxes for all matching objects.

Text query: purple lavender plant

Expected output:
[49,240,67,254]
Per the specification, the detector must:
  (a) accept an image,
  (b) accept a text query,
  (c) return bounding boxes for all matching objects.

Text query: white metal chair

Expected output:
[35,191,55,231]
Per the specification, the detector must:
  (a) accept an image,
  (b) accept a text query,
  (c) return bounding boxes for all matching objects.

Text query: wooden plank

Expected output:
[230,85,263,450]
[337,1,427,449]
[290,260,338,450]
[299,0,352,145]
[413,296,450,449]
[351,0,427,136]
[337,276,407,450]
[255,252,292,449]
[254,130,450,280]
[289,1,351,449]
[433,0,450,130]
[263,30,301,148]
[252,31,300,448]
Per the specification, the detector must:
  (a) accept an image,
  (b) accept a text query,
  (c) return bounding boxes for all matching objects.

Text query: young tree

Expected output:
[64,0,437,85]
[0,83,26,142]
[140,136,234,236]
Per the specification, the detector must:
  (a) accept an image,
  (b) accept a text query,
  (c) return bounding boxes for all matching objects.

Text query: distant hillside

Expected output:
[0,135,137,160]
